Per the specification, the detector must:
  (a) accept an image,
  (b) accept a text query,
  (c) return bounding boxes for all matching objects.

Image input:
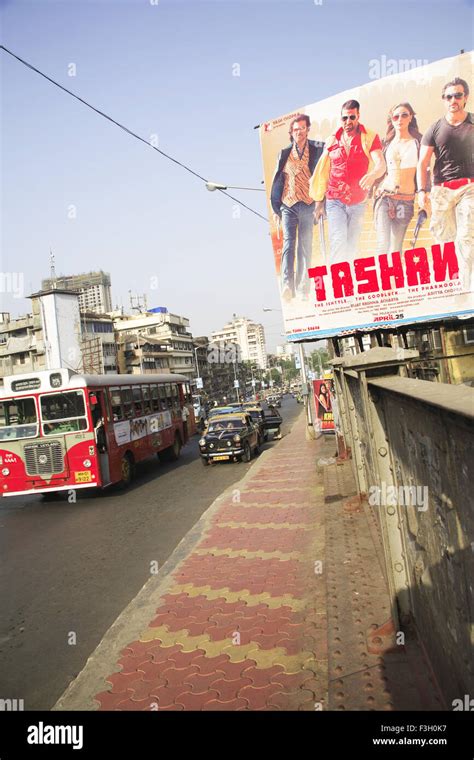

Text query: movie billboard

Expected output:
[313,379,335,433]
[259,52,473,341]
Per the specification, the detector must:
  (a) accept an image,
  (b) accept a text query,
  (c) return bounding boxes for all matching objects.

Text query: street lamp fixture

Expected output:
[205,181,265,192]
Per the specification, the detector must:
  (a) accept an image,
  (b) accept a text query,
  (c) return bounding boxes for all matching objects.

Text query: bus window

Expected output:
[102,389,112,423]
[150,384,160,412]
[0,396,38,440]
[158,386,167,411]
[164,384,173,409]
[121,387,133,419]
[171,384,179,410]
[110,388,123,421]
[133,386,144,416]
[40,390,88,435]
[142,385,151,414]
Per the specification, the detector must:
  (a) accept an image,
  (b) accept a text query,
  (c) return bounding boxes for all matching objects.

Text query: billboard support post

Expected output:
[298,344,313,429]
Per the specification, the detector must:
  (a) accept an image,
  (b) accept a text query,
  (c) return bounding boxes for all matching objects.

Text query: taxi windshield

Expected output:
[208,417,245,433]
[0,397,38,440]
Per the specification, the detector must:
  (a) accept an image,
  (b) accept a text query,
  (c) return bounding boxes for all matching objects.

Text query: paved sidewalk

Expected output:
[55,412,442,711]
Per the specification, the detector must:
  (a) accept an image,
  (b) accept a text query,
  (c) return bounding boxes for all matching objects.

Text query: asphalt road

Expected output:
[0,396,302,710]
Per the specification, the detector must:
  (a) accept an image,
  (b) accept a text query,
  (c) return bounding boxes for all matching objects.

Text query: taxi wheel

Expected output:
[242,442,252,463]
[201,456,210,467]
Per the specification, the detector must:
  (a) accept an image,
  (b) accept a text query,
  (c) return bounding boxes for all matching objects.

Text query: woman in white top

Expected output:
[374,103,423,256]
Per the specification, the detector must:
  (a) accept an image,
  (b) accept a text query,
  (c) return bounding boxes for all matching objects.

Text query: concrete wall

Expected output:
[332,349,474,703]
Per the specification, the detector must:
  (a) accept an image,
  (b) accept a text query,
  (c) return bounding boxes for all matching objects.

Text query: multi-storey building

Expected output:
[211,316,268,369]
[41,271,113,314]
[80,312,118,374]
[113,309,195,381]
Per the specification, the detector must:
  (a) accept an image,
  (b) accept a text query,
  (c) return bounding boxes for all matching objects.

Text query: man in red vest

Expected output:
[311,100,385,264]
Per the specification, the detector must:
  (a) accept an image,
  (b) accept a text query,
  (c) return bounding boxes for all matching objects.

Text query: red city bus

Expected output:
[0,369,196,498]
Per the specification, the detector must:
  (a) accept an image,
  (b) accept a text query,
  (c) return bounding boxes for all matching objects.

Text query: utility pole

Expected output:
[298,343,313,428]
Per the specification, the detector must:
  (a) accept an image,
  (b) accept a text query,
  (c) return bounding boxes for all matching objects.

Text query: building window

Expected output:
[463,328,474,345]
[430,330,442,351]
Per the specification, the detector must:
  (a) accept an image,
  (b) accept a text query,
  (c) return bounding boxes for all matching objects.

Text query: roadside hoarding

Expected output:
[313,379,335,433]
[259,52,473,341]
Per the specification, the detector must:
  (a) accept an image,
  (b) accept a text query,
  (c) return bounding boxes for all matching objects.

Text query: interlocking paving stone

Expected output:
[88,414,440,712]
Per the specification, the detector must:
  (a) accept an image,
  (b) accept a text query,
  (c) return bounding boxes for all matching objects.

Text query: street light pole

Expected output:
[233,359,239,402]
[137,330,144,374]
[298,344,314,429]
[194,346,200,379]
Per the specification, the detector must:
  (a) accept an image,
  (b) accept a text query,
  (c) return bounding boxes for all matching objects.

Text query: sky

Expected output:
[1,0,473,351]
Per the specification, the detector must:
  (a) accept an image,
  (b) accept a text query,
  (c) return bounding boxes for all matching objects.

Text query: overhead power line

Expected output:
[0,44,268,223]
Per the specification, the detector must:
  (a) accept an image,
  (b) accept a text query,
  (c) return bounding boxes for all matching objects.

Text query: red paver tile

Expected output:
[169,649,206,669]
[152,685,190,709]
[238,684,282,709]
[242,665,285,688]
[217,658,257,680]
[268,689,316,710]
[202,698,249,711]
[269,671,315,690]
[248,633,291,650]
[105,671,144,694]
[116,651,153,674]
[139,660,169,682]
[192,654,230,675]
[212,677,253,702]
[120,640,156,659]
[183,671,227,694]
[129,677,167,701]
[95,689,133,711]
[149,644,182,664]
[175,690,220,710]
[160,665,200,687]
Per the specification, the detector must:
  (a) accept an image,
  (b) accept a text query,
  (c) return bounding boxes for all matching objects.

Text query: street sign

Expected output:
[196,377,203,389]
[234,380,240,389]
[251,379,256,387]
[295,355,301,370]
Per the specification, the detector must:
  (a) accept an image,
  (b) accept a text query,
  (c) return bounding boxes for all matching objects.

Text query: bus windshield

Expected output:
[0,397,38,440]
[40,390,88,435]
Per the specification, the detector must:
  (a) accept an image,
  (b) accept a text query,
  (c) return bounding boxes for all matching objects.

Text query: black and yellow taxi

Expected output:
[199,412,259,465]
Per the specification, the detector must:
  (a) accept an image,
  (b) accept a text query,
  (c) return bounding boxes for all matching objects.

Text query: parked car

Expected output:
[199,412,260,465]
[262,405,282,437]
[242,404,266,444]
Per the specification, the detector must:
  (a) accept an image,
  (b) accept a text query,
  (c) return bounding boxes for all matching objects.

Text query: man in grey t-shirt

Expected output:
[417,77,474,292]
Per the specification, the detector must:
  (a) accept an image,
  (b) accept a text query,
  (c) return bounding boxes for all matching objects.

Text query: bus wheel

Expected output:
[120,453,135,488]
[159,433,181,463]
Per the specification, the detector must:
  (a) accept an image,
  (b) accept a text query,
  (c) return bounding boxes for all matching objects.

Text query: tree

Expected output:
[309,348,331,376]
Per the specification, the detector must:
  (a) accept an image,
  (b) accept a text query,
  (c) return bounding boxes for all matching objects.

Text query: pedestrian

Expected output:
[311,99,385,263]
[374,103,423,256]
[271,114,324,301]
[181,404,189,440]
[417,77,474,293]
